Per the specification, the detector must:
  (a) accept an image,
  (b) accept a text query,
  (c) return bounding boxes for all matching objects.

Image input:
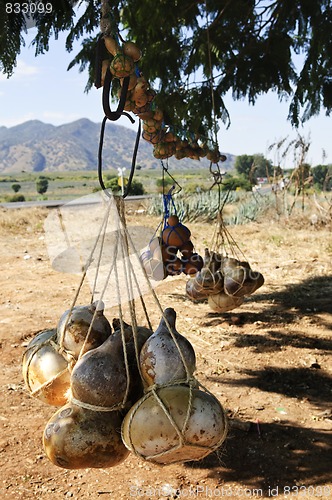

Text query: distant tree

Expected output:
[234,155,253,179]
[252,154,273,178]
[105,176,145,195]
[312,164,332,191]
[36,176,49,195]
[234,154,272,184]
[11,183,21,193]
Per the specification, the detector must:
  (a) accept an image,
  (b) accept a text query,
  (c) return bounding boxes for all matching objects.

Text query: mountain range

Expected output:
[0,119,234,173]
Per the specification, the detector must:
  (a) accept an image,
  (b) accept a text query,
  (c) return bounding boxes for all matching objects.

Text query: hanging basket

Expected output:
[24,192,228,469]
[121,383,228,465]
[121,307,228,465]
[140,185,204,281]
[186,210,265,311]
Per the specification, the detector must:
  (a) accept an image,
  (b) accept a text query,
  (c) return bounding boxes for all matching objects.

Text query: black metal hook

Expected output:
[102,66,135,123]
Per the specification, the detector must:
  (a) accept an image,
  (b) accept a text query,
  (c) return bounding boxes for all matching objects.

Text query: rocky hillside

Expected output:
[0,119,234,173]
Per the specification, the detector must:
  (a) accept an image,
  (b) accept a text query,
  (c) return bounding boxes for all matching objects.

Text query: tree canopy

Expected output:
[1,0,332,147]
[235,153,273,179]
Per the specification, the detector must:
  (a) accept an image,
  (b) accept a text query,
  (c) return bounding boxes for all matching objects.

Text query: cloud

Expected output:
[0,113,36,127]
[15,60,40,78]
[0,60,40,82]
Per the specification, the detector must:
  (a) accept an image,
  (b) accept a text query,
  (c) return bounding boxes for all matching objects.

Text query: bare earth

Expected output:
[0,205,331,499]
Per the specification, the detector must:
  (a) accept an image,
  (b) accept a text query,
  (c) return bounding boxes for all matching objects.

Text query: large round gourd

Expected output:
[139,308,196,387]
[43,402,129,469]
[22,329,70,406]
[121,385,228,464]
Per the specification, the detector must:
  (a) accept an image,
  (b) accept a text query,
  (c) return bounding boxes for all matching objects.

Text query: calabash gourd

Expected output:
[121,385,228,464]
[43,402,129,469]
[139,308,196,387]
[22,329,71,406]
[57,301,111,359]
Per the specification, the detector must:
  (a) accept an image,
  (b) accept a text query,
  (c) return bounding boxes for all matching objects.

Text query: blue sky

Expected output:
[0,25,331,167]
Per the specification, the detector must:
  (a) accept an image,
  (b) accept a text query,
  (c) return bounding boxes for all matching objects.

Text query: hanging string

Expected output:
[58,196,113,357]
[161,159,182,196]
[205,0,219,152]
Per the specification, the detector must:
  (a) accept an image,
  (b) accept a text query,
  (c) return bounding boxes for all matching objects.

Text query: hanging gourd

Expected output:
[121,384,228,465]
[22,329,71,407]
[139,308,196,387]
[97,30,227,164]
[185,185,265,312]
[43,402,130,469]
[57,301,111,360]
[70,332,130,409]
[140,180,204,281]
[121,307,228,465]
[208,293,244,313]
[222,257,265,298]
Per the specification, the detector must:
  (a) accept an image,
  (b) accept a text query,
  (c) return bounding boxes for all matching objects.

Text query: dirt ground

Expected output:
[0,204,331,499]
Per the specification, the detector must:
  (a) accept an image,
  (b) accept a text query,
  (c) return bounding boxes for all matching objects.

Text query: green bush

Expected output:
[221,175,252,191]
[11,183,21,193]
[8,194,26,202]
[36,177,49,195]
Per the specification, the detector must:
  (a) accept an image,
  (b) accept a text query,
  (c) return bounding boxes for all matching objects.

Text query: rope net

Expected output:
[23,191,228,468]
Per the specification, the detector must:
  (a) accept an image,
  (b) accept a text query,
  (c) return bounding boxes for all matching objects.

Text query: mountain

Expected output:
[0,118,235,173]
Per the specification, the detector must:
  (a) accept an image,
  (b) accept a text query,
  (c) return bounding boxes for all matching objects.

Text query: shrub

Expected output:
[11,183,21,193]
[8,194,26,202]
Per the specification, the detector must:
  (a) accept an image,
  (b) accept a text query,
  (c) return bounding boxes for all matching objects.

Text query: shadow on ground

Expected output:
[200,274,332,328]
[208,366,331,411]
[185,421,332,492]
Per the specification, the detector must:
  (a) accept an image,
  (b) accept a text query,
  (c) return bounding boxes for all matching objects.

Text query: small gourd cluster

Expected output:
[140,214,204,281]
[102,36,224,163]
[186,249,265,313]
[22,304,228,468]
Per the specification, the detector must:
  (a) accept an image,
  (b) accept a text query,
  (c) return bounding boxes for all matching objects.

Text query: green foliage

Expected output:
[2,1,332,138]
[234,155,255,179]
[11,183,21,193]
[127,180,145,196]
[36,177,49,195]
[183,182,207,194]
[105,176,120,193]
[156,176,175,193]
[105,176,145,195]
[312,164,332,191]
[147,190,271,224]
[235,154,273,182]
[221,175,252,192]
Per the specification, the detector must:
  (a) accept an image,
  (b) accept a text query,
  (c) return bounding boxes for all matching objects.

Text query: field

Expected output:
[0,200,331,499]
[0,168,214,202]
